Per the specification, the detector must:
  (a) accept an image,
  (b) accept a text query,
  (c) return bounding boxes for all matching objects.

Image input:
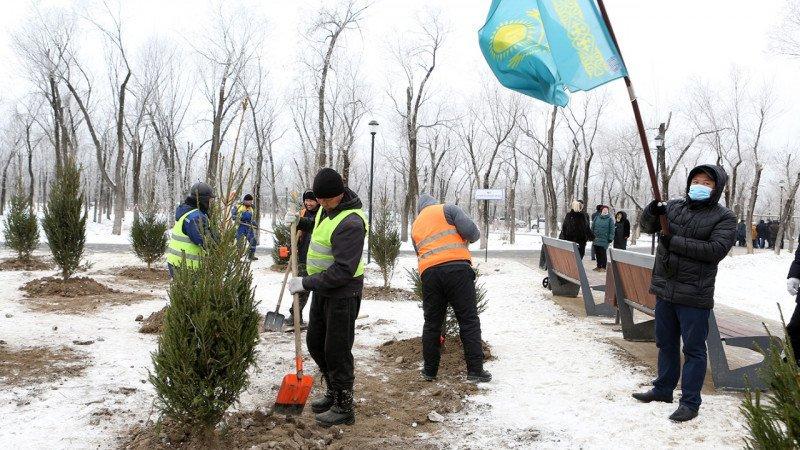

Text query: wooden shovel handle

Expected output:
[289,219,304,378]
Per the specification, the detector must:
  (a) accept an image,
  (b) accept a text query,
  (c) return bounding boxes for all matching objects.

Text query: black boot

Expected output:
[632,389,673,403]
[315,389,355,427]
[467,369,492,383]
[310,375,335,414]
[668,405,698,422]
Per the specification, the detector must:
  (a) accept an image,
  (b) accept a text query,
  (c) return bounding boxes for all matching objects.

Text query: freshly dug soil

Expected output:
[21,276,149,314]
[361,286,416,302]
[0,257,53,271]
[117,266,170,283]
[139,306,168,334]
[122,337,493,449]
[0,343,89,386]
[270,264,288,273]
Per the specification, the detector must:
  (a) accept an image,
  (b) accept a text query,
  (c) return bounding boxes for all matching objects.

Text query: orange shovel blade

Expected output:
[273,373,314,416]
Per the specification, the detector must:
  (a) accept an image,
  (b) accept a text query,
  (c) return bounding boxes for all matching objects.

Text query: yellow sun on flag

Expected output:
[489,10,549,69]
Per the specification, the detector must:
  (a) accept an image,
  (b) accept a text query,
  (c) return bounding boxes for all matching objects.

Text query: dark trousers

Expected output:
[787,300,800,365]
[653,299,710,411]
[576,241,587,259]
[306,293,361,391]
[290,265,309,319]
[421,264,483,375]
[593,245,608,268]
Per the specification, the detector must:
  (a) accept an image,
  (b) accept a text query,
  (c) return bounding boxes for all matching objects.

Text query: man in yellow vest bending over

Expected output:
[287,168,367,428]
[166,182,215,277]
[412,193,491,383]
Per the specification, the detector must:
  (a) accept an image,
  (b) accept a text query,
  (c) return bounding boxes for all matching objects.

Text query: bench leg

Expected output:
[547,266,580,297]
[574,247,615,318]
[619,304,655,342]
[706,311,783,391]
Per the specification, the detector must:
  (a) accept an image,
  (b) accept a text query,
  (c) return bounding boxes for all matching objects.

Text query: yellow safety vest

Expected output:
[166,209,203,269]
[306,207,368,277]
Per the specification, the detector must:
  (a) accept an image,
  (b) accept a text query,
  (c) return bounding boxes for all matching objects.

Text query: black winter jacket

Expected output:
[297,205,320,265]
[790,233,800,303]
[613,212,631,249]
[298,189,366,299]
[559,211,592,243]
[641,165,737,309]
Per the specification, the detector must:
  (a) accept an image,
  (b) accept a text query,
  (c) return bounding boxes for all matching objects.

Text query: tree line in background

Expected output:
[1,0,799,256]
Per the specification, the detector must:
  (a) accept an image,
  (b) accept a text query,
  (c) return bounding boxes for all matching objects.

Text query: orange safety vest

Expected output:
[411,204,471,275]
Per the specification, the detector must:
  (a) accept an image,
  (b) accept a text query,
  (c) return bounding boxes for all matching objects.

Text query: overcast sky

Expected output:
[0,0,797,161]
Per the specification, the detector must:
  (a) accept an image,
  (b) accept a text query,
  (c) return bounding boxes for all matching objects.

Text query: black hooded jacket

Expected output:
[613,211,631,249]
[789,233,800,303]
[559,210,592,243]
[640,164,737,309]
[297,188,366,298]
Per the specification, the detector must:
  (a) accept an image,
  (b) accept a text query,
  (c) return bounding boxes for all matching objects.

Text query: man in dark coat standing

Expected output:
[287,168,367,428]
[632,164,736,422]
[559,200,592,258]
[756,220,768,249]
[736,220,747,247]
[286,190,320,327]
[786,233,800,366]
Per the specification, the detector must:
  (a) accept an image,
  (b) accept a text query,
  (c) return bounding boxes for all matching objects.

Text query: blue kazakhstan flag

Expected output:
[479,0,627,106]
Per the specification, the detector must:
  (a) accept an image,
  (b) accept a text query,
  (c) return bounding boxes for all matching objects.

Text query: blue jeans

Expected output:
[653,299,710,411]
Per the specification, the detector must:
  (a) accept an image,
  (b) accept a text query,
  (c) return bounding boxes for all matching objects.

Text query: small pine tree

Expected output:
[370,195,401,288]
[3,186,39,261]
[42,160,86,280]
[408,266,488,336]
[270,222,291,266]
[130,206,168,269]
[150,199,261,429]
[741,316,800,449]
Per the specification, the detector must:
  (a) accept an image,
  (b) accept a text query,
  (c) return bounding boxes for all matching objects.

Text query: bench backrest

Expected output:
[541,237,580,282]
[608,249,657,312]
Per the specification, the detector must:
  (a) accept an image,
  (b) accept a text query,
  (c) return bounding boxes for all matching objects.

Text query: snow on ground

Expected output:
[0,247,756,449]
[714,251,797,324]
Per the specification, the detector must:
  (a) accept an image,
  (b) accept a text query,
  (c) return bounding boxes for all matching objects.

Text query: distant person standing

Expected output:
[590,204,603,261]
[750,222,758,248]
[632,164,736,422]
[786,232,800,366]
[591,206,614,271]
[768,220,780,249]
[231,193,258,260]
[613,211,631,250]
[286,190,320,327]
[756,220,768,249]
[559,200,593,258]
[736,220,747,247]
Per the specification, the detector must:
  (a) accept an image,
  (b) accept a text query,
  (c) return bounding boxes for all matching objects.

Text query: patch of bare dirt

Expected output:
[0,256,53,271]
[361,286,416,302]
[121,337,493,449]
[117,266,170,283]
[269,264,288,273]
[0,343,89,386]
[139,306,168,334]
[20,276,150,313]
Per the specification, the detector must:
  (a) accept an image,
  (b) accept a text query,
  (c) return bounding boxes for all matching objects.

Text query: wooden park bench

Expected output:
[540,236,615,317]
[607,248,782,391]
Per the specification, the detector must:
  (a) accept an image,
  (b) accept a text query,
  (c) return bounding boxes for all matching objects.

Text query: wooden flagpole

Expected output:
[595,0,670,234]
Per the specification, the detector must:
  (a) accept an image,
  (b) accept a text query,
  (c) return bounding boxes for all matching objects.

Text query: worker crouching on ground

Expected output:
[632,164,736,422]
[286,190,320,327]
[412,193,491,383]
[232,193,258,260]
[166,182,216,277]
[287,168,367,428]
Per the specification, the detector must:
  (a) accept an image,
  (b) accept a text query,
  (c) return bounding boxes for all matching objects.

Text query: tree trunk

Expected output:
[0,157,11,214]
[775,173,800,255]
[745,163,763,254]
[544,106,559,237]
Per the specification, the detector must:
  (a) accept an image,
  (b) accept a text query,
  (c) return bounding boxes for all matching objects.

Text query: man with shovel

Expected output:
[287,168,367,428]
[412,194,491,383]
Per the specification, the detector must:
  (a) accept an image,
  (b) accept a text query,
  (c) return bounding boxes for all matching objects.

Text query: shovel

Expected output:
[273,219,314,415]
[264,261,291,332]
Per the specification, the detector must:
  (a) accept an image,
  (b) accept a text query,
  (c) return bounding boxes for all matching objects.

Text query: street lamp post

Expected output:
[367,120,379,264]
[651,130,665,256]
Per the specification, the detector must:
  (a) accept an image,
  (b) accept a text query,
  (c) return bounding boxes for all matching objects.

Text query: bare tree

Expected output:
[389,15,446,241]
[744,86,775,254]
[520,105,559,237]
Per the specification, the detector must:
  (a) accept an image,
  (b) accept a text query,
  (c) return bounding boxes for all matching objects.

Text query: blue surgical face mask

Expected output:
[688,184,713,201]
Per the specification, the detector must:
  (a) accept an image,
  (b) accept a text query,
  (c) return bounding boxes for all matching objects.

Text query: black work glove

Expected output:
[647,200,667,216]
[658,233,672,249]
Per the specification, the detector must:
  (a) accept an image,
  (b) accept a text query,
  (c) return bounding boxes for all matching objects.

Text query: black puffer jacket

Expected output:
[559,211,592,243]
[641,165,737,309]
[613,212,631,249]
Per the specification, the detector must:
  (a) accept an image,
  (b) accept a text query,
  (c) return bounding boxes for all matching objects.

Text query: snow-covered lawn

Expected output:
[0,247,766,448]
